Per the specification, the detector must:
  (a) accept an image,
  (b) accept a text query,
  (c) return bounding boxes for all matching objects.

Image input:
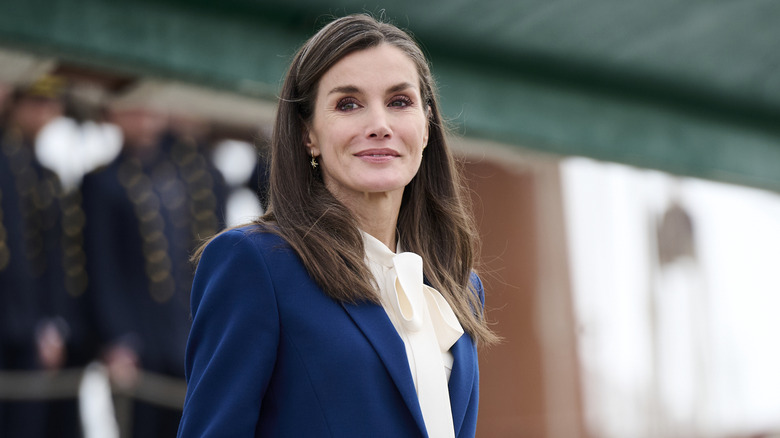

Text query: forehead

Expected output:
[318,44,421,93]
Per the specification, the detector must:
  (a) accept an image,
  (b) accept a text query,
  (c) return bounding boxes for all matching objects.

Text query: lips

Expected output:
[354,148,400,157]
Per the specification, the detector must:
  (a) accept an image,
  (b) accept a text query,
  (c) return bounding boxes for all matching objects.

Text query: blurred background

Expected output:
[1,1,780,437]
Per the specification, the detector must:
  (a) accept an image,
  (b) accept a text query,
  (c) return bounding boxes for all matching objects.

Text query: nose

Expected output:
[366,106,391,139]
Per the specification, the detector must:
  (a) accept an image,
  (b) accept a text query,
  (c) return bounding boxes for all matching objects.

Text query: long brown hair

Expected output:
[204,14,497,345]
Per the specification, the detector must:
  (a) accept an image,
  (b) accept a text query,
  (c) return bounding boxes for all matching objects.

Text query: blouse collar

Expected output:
[362,230,399,268]
[361,230,464,348]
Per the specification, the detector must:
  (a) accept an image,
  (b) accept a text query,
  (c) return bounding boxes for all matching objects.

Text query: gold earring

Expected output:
[310,150,318,168]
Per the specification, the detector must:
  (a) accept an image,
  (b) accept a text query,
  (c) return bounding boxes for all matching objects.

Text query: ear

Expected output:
[303,126,320,156]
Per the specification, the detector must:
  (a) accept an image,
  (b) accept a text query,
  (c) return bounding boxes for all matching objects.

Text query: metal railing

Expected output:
[0,364,186,437]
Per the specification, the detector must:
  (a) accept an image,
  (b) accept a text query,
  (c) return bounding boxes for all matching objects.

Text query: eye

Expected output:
[336,97,360,111]
[388,95,413,108]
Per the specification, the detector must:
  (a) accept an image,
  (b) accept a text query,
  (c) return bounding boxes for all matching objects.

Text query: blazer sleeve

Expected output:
[461,271,484,438]
[178,229,280,437]
[470,272,485,307]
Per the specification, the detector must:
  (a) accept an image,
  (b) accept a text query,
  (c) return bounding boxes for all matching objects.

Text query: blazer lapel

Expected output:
[341,301,428,435]
[448,333,476,436]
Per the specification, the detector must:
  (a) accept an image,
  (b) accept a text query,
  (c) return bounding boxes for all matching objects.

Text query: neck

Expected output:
[340,190,402,250]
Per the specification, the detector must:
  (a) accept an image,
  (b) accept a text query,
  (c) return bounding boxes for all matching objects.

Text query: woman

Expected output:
[177,14,497,438]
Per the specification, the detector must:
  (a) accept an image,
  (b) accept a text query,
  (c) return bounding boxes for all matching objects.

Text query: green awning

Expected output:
[2,0,779,191]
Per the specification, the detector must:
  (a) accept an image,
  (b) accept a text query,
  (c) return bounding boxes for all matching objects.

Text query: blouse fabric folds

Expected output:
[362,231,464,438]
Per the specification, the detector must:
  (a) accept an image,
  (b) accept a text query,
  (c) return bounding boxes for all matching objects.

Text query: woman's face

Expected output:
[306,44,429,204]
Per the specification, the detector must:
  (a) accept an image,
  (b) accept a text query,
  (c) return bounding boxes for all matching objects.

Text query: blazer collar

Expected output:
[341,301,427,435]
[341,301,475,437]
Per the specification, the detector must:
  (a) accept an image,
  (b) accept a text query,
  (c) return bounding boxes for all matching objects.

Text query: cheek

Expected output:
[414,124,429,149]
[313,120,351,153]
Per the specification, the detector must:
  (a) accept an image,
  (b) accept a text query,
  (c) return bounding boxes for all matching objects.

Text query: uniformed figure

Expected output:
[80,105,227,438]
[0,83,46,438]
[0,76,89,438]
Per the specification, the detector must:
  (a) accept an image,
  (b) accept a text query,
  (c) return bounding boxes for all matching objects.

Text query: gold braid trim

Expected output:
[61,189,88,296]
[118,157,176,304]
[115,136,218,304]
[1,128,60,277]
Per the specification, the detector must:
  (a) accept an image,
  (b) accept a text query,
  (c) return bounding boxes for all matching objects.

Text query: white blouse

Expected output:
[361,231,464,438]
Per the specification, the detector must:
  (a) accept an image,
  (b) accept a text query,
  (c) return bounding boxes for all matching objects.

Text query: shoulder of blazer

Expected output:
[194,225,303,290]
[211,224,296,258]
[220,224,315,276]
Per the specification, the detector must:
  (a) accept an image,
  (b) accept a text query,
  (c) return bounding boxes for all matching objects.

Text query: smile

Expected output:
[355,148,400,157]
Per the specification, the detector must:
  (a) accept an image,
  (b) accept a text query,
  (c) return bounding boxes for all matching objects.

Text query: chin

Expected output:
[353,181,408,194]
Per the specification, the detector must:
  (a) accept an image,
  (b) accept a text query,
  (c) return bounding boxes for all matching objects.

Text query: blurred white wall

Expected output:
[561,157,780,438]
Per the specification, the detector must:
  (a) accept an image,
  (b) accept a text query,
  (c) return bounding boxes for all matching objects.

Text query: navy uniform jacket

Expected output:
[0,133,38,358]
[1,127,82,438]
[81,134,228,376]
[0,128,66,361]
[177,226,481,437]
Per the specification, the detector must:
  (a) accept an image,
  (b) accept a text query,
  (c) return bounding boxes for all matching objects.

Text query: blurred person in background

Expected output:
[0,75,86,438]
[79,97,228,437]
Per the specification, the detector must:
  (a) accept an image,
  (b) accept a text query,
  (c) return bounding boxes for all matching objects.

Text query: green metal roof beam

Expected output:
[0,0,298,98]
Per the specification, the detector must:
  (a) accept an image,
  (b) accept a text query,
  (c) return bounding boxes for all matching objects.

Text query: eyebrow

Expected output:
[327,82,417,96]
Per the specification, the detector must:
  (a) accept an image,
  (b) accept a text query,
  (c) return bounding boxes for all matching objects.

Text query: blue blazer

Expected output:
[177,226,482,437]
